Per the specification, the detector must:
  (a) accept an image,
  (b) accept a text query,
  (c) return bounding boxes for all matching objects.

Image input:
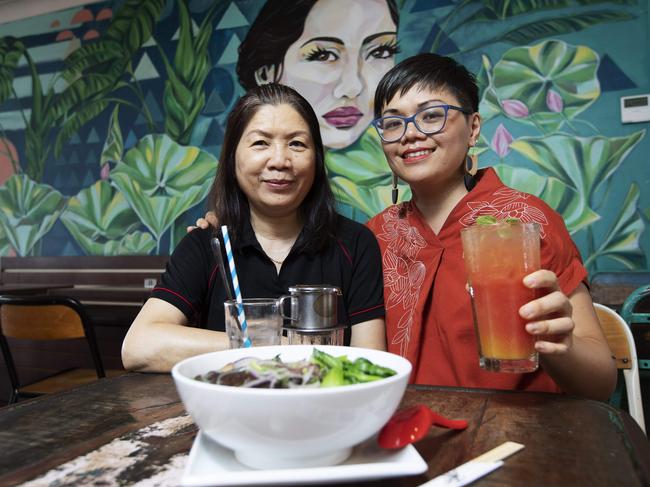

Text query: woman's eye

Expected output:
[383,119,402,130]
[305,47,339,62]
[367,42,399,60]
[422,110,443,121]
[252,140,268,146]
[289,140,307,148]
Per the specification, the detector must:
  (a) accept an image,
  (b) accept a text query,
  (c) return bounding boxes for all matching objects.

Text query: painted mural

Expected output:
[0,0,647,274]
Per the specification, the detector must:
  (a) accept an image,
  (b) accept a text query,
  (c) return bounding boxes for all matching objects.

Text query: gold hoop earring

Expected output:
[391,172,399,205]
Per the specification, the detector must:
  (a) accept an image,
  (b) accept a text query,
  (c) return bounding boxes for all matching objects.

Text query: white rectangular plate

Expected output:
[182,431,428,486]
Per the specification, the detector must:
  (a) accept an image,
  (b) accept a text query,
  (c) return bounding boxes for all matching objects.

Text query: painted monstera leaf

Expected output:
[326,127,411,219]
[493,163,598,234]
[0,226,11,256]
[103,232,157,255]
[0,174,66,256]
[491,40,600,132]
[60,180,155,255]
[510,130,645,207]
[477,54,502,124]
[110,134,217,242]
[587,184,646,269]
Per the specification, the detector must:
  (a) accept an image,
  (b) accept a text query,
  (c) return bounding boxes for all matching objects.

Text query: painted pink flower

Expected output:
[502,99,529,118]
[100,163,110,180]
[546,89,563,113]
[491,123,513,158]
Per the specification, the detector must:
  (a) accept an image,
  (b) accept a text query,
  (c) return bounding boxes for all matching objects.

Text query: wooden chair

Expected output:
[0,295,107,404]
[594,303,646,433]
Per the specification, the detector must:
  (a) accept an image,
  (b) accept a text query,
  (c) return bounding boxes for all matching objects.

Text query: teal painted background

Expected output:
[0,0,648,275]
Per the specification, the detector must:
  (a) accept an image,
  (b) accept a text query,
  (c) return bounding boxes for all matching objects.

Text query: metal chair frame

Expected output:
[620,284,650,370]
[0,294,105,404]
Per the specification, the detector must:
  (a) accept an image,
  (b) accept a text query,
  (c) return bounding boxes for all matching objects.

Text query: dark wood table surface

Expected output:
[0,373,648,486]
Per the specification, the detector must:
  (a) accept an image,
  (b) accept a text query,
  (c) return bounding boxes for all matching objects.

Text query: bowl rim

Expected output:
[171,345,411,396]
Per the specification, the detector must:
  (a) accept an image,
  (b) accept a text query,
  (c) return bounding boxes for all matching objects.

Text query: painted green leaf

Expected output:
[0,37,25,104]
[96,0,164,57]
[100,106,124,167]
[325,128,410,218]
[586,184,646,269]
[55,99,110,157]
[161,0,226,144]
[492,40,600,132]
[484,12,634,45]
[54,0,166,154]
[427,1,636,55]
[63,40,123,79]
[510,130,645,207]
[60,180,150,255]
[109,232,156,255]
[477,55,502,124]
[493,163,598,233]
[0,174,66,256]
[50,73,115,122]
[326,128,391,185]
[329,176,410,220]
[644,207,650,222]
[110,134,217,242]
[468,1,571,20]
[0,224,11,256]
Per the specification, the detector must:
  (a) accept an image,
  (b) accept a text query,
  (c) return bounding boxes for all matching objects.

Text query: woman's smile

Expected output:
[401,147,434,164]
[263,178,295,190]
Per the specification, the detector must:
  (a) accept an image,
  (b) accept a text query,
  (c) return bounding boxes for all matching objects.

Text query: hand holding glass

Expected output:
[461,222,541,373]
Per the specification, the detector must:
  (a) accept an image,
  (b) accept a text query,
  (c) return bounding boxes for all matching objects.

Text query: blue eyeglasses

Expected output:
[371,104,471,142]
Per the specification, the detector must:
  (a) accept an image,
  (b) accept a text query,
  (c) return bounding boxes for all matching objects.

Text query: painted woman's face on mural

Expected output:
[279,0,397,150]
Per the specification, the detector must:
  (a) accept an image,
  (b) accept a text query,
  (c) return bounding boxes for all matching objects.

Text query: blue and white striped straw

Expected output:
[221,225,251,348]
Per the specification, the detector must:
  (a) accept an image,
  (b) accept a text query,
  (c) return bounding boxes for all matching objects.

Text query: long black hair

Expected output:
[237,0,400,90]
[208,84,337,252]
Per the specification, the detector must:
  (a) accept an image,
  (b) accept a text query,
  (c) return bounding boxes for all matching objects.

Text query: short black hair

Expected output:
[208,84,337,252]
[374,53,479,118]
[237,0,400,90]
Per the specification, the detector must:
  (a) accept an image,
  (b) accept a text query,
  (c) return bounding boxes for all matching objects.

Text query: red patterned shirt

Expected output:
[366,167,587,392]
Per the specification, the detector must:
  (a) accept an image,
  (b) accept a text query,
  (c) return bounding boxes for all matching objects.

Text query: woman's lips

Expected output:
[402,148,433,164]
[264,179,293,190]
[323,107,363,129]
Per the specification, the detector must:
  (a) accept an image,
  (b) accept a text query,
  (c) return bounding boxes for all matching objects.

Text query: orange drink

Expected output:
[461,221,540,373]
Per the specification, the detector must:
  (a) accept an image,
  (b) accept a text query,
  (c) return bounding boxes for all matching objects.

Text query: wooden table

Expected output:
[0,374,648,486]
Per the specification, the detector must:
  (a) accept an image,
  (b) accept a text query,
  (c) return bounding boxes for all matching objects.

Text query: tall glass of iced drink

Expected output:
[461,220,541,373]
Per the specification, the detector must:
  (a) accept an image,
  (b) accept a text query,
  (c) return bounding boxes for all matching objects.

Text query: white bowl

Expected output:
[172,345,411,469]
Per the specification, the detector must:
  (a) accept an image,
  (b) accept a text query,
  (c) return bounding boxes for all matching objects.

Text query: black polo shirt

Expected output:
[152,215,385,334]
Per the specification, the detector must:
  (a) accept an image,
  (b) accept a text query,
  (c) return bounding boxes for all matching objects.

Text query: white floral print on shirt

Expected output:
[373,205,427,357]
[459,187,549,237]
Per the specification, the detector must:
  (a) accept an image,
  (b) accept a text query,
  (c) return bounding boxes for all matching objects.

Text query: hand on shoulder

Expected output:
[186,211,219,233]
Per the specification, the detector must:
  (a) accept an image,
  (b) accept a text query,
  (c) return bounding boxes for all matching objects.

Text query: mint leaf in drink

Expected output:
[475,215,498,225]
[474,216,521,226]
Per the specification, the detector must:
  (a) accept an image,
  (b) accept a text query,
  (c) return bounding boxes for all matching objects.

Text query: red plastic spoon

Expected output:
[377,404,469,449]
